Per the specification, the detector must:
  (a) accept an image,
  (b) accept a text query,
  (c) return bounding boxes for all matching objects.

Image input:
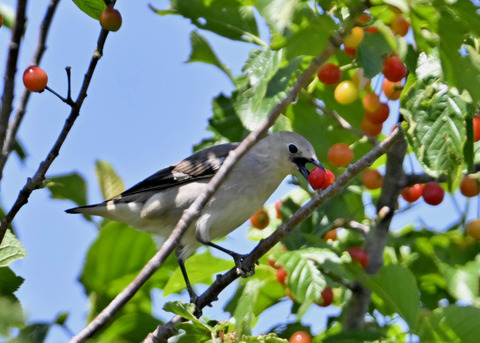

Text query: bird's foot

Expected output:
[231,253,258,278]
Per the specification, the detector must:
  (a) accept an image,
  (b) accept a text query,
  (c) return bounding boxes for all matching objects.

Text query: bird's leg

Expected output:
[175,249,198,304]
[205,241,257,277]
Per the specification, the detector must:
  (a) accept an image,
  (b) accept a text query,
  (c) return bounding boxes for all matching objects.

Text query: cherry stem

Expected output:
[45,67,75,107]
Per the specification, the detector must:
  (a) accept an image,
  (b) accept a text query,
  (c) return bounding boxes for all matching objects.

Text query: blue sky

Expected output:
[0,1,473,341]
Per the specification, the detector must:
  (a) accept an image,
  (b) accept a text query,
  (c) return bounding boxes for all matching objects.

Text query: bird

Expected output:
[66,131,323,301]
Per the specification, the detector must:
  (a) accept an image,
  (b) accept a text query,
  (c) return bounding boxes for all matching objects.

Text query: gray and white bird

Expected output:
[66,131,323,299]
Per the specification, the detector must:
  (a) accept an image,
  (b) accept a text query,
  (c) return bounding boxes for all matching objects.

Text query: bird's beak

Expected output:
[293,157,325,181]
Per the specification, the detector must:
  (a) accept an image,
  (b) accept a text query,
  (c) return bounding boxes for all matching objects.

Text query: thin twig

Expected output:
[0,25,111,243]
[0,0,28,164]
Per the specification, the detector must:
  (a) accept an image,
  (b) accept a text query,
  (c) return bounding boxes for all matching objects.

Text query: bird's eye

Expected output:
[288,143,298,154]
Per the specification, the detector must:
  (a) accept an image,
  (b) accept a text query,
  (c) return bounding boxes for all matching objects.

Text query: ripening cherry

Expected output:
[357,13,372,25]
[276,267,287,286]
[361,117,383,136]
[362,92,380,112]
[460,175,480,198]
[365,102,390,124]
[401,184,424,203]
[327,143,354,167]
[344,26,364,48]
[23,66,48,92]
[0,13,3,28]
[323,229,337,242]
[382,56,407,82]
[390,15,410,36]
[334,80,358,105]
[344,46,357,57]
[466,219,480,239]
[308,167,335,190]
[317,286,334,307]
[289,331,312,343]
[473,117,480,142]
[317,63,341,85]
[347,247,369,269]
[422,182,445,205]
[274,200,283,219]
[364,26,378,33]
[100,7,122,31]
[250,208,269,229]
[382,79,403,100]
[362,169,383,190]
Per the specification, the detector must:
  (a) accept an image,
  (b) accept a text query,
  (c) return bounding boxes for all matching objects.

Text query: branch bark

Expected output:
[0,0,61,180]
[0,0,28,163]
[342,134,408,329]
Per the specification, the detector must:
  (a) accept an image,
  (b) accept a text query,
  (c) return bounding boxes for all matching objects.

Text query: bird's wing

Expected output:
[116,142,239,198]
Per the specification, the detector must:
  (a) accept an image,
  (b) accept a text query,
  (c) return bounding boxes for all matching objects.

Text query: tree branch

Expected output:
[145,126,405,343]
[0,0,28,163]
[0,0,61,181]
[342,134,408,329]
[0,23,112,243]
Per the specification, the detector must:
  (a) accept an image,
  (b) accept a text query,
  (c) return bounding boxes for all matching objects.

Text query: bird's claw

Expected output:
[232,253,257,278]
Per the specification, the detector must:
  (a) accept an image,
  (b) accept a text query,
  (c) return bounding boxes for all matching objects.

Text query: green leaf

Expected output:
[255,0,297,34]
[234,49,302,130]
[225,265,284,318]
[8,323,51,343]
[430,305,480,343]
[46,172,88,207]
[163,250,233,295]
[96,311,160,342]
[164,301,214,336]
[0,297,24,335]
[0,267,24,296]
[284,9,336,60]
[362,264,420,331]
[401,53,468,186]
[72,0,105,20]
[80,222,159,316]
[0,231,26,267]
[187,31,234,82]
[357,31,392,78]
[274,249,330,303]
[439,260,480,302]
[150,0,262,45]
[208,94,249,142]
[95,160,125,200]
[0,4,16,29]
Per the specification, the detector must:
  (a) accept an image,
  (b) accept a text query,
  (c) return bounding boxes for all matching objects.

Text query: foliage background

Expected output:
[1,0,480,342]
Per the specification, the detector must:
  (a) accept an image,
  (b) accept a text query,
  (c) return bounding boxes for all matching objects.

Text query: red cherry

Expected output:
[422,182,445,205]
[365,102,390,124]
[361,117,383,136]
[23,66,48,92]
[348,247,369,269]
[401,184,424,202]
[382,56,406,82]
[317,63,341,85]
[317,286,333,307]
[308,167,335,190]
[473,117,480,142]
[274,200,283,219]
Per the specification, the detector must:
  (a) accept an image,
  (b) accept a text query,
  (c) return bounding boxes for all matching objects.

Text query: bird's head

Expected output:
[269,131,324,181]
